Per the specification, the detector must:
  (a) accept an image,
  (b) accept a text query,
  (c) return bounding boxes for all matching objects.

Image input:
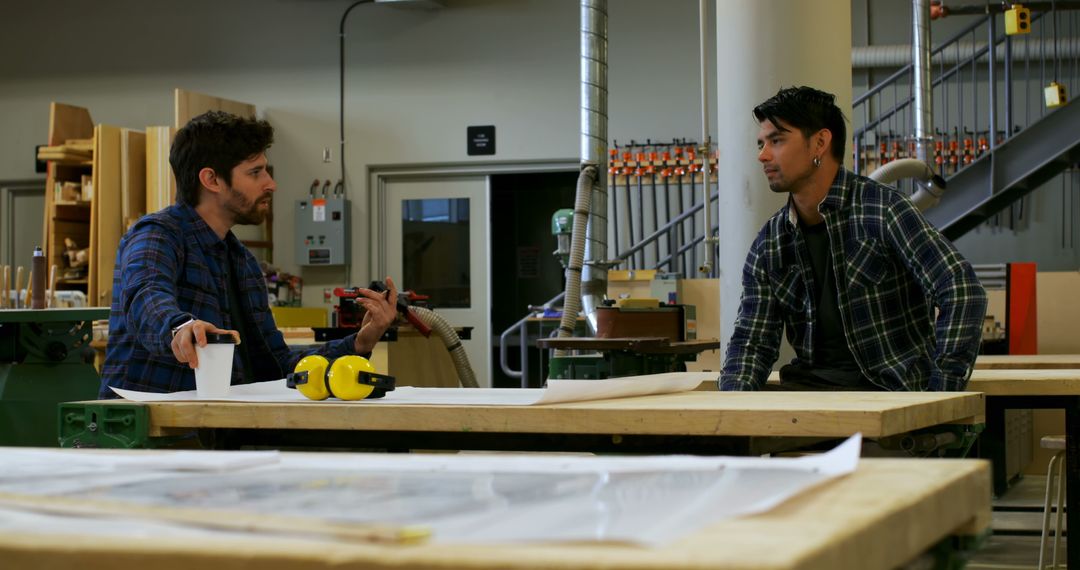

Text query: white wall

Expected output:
[2,0,717,306]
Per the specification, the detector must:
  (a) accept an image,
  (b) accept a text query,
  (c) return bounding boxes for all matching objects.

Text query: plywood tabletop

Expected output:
[0,457,990,570]
[764,367,1080,397]
[975,354,1080,370]
[92,390,983,439]
[966,368,1080,396]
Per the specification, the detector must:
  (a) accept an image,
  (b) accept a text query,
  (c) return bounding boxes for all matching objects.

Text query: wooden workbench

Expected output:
[964,368,1080,568]
[70,390,983,455]
[751,367,1080,567]
[967,368,1080,395]
[975,354,1080,370]
[0,456,990,570]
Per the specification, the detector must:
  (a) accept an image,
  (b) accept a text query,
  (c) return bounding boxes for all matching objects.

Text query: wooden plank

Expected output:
[89,125,122,308]
[47,102,93,147]
[120,129,146,230]
[0,457,991,570]
[122,391,984,439]
[145,126,176,212]
[682,278,721,371]
[387,328,462,388]
[976,354,1080,370]
[174,88,255,129]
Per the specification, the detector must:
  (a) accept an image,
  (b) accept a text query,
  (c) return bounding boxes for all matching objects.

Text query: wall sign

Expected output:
[467,125,495,156]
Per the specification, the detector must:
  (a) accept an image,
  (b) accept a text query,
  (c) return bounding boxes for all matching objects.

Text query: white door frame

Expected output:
[370,159,578,387]
[369,159,579,279]
[0,180,46,267]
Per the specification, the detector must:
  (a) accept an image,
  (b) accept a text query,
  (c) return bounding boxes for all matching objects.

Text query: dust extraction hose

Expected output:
[868,158,947,212]
[554,165,598,358]
[411,306,478,388]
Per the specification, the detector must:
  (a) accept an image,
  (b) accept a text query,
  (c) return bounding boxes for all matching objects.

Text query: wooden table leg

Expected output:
[981,397,1009,497]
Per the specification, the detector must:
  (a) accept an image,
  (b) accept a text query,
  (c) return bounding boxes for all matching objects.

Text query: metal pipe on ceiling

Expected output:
[912,0,934,163]
[852,38,1080,68]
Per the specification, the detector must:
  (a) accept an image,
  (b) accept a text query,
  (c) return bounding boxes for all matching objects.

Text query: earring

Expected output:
[812,156,822,167]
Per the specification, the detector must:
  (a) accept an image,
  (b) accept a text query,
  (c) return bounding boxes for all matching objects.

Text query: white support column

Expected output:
[715,0,853,360]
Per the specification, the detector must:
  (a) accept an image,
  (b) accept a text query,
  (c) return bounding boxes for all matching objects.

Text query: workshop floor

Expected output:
[970,475,1067,569]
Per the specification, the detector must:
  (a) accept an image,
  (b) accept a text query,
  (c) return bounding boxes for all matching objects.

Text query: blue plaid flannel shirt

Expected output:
[720,168,987,392]
[100,203,356,396]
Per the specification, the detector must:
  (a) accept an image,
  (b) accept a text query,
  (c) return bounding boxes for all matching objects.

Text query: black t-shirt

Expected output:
[789,220,868,388]
[223,258,257,384]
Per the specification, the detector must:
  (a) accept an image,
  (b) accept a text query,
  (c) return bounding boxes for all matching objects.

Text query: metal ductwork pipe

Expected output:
[698,0,715,276]
[578,0,608,335]
[873,1,943,213]
[869,158,947,211]
[554,166,596,358]
[912,0,933,163]
[852,38,1080,68]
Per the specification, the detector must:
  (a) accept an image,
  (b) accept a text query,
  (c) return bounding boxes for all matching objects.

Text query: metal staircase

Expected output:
[926,98,1080,239]
[852,8,1080,240]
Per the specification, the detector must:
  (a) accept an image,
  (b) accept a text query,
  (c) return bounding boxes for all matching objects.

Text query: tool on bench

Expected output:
[333,281,431,336]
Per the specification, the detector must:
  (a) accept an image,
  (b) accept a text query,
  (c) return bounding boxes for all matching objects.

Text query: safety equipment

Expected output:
[286,355,395,401]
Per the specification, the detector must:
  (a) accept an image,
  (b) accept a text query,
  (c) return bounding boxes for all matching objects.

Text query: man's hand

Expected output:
[354,276,399,355]
[171,320,240,369]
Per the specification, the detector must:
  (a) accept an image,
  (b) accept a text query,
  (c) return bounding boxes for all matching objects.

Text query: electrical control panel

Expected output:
[295,196,349,266]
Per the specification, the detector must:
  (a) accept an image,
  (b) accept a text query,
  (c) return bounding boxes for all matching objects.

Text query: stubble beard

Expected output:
[225,186,270,225]
[767,165,815,195]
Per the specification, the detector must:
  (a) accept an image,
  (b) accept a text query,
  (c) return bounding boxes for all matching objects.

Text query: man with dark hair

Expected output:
[720,86,987,392]
[101,111,397,395]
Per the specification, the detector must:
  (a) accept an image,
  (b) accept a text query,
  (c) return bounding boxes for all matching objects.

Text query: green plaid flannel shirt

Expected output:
[720,168,987,391]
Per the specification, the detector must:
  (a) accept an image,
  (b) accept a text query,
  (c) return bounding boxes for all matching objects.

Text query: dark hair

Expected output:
[752,86,847,162]
[170,111,274,206]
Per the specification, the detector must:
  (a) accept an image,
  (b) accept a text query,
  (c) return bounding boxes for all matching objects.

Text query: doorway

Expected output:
[373,161,578,388]
[489,171,580,387]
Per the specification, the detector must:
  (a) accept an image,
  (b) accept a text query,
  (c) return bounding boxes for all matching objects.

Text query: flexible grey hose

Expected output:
[411,306,478,388]
[554,166,597,358]
[868,158,947,212]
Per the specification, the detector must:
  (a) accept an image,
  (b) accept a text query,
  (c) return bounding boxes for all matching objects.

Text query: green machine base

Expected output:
[540,337,722,380]
[547,353,693,380]
[0,307,109,446]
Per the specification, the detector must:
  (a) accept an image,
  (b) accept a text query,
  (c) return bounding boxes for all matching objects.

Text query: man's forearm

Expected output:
[354,324,382,356]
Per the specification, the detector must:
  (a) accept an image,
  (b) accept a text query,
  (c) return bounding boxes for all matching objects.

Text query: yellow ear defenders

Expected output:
[286,355,396,400]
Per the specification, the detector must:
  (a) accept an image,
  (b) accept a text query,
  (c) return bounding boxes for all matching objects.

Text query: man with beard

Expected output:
[720,87,986,392]
[100,111,397,396]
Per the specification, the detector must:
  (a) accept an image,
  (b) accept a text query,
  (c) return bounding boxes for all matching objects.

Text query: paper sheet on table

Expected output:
[111,371,716,405]
[0,435,860,546]
[0,449,280,495]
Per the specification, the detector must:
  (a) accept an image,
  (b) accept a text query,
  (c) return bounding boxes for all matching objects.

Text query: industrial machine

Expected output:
[0,307,108,446]
[539,298,714,380]
[551,208,574,269]
[545,198,719,380]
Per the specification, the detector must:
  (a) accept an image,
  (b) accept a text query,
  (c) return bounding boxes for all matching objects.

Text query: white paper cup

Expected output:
[194,333,237,399]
